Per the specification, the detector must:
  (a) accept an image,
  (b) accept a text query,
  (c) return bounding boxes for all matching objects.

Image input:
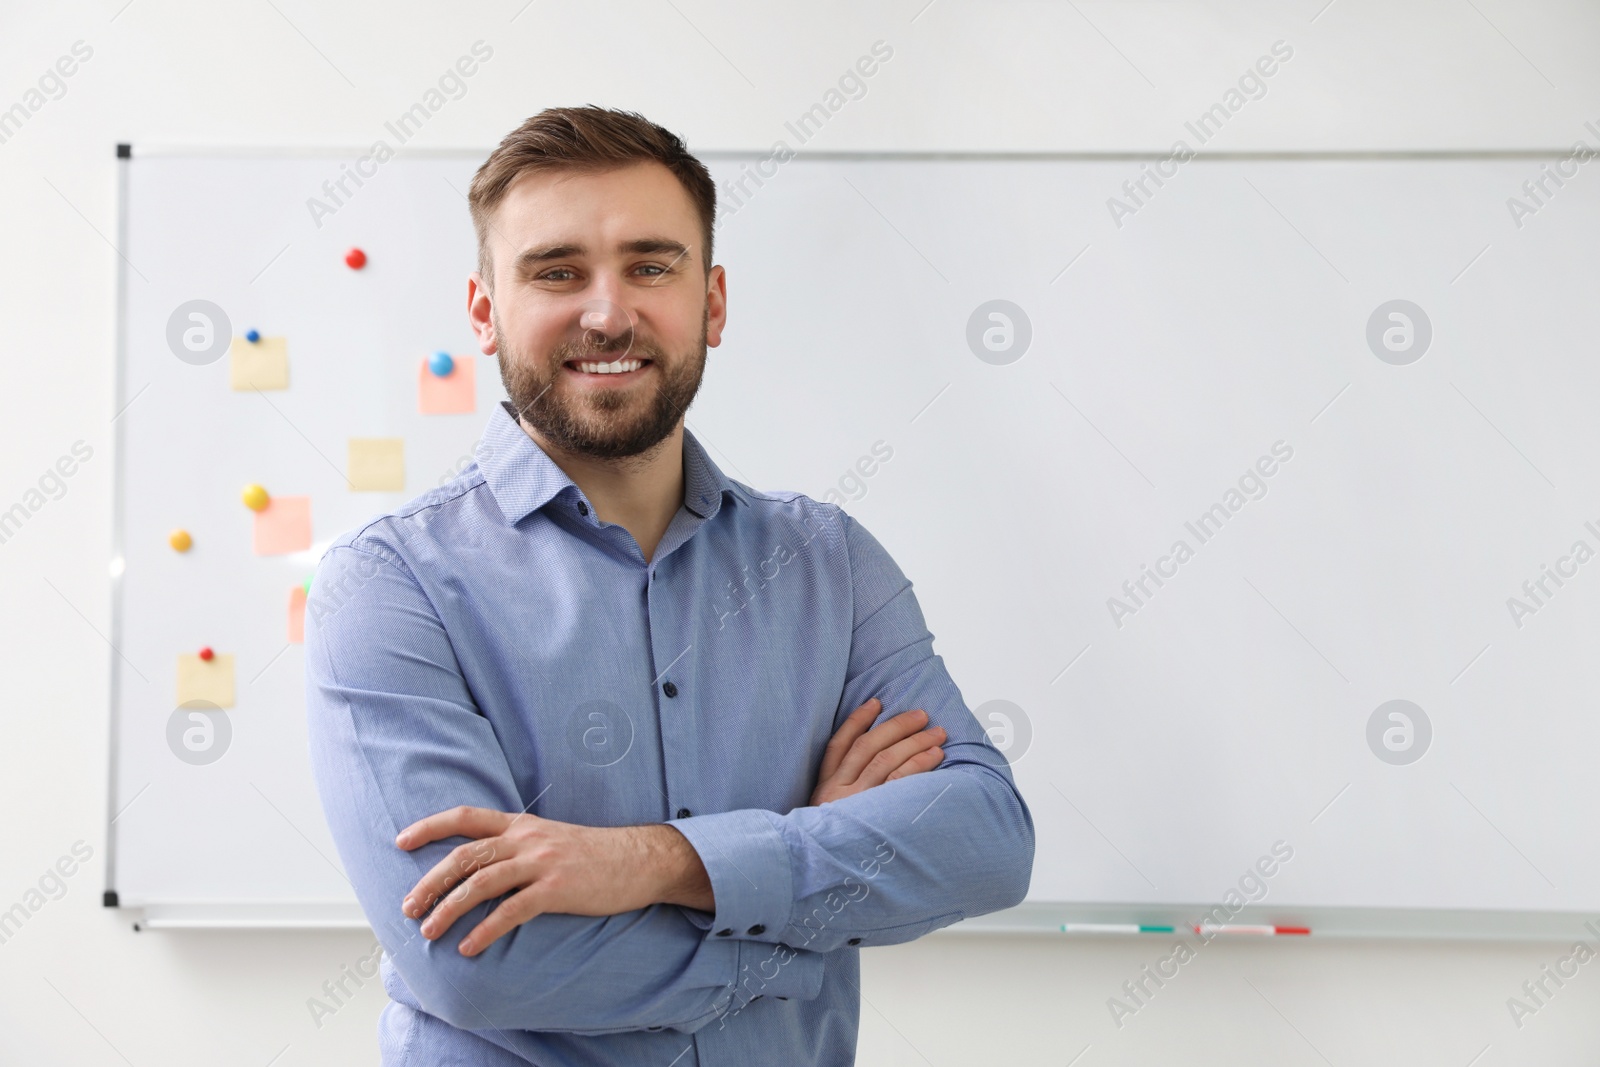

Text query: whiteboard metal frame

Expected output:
[105,144,1594,940]
[103,144,133,910]
[119,901,1600,942]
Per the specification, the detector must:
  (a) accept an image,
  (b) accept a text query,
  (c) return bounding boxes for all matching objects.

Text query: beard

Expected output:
[496,306,708,461]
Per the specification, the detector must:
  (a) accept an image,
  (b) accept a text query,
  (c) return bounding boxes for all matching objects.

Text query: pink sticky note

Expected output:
[288,585,307,643]
[419,355,476,414]
[253,495,312,555]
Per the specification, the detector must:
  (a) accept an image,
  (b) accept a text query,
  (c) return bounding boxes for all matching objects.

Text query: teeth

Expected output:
[574,359,644,375]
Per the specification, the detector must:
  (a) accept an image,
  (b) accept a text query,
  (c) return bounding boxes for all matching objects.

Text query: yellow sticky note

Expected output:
[253,495,312,555]
[418,355,475,414]
[230,336,289,391]
[177,653,235,708]
[347,438,405,491]
[288,585,307,644]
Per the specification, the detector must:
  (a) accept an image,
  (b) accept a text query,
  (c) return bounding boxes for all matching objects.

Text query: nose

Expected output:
[575,298,636,355]
[579,305,624,345]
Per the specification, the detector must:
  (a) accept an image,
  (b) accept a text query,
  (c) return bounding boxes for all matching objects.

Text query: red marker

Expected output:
[198,646,215,662]
[345,247,367,270]
[1193,924,1310,936]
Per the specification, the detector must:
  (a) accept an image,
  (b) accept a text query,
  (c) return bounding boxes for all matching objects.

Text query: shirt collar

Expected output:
[477,400,743,526]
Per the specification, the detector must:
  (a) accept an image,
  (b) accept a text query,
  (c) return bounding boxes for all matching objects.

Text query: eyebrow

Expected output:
[514,237,692,273]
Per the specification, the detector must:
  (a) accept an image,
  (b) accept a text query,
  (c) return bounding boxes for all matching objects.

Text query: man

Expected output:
[305,105,1034,1066]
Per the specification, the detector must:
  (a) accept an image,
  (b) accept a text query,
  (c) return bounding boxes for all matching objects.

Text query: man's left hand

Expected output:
[396,807,712,956]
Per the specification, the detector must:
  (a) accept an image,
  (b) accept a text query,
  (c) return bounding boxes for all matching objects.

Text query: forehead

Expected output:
[490,161,702,264]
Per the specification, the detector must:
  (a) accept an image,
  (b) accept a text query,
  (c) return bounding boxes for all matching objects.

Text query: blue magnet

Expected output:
[429,351,454,377]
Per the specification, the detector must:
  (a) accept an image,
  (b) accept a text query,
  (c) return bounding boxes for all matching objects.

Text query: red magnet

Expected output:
[198,646,215,662]
[345,248,367,270]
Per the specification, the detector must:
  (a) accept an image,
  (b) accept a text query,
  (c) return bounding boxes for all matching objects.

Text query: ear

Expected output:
[705,264,728,348]
[467,271,497,355]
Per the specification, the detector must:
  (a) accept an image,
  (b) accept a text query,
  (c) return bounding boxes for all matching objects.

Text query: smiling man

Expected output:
[305,106,1034,1066]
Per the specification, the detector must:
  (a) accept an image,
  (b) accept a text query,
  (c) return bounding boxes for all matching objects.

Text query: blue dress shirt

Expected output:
[304,400,1035,1065]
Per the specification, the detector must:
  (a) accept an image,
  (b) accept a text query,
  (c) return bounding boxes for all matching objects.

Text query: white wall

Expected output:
[3,1,1599,1063]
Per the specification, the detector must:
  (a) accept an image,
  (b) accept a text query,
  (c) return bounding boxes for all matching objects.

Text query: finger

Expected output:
[854,726,947,789]
[885,744,946,782]
[835,709,931,783]
[459,883,549,956]
[404,837,501,920]
[817,698,884,783]
[417,852,528,941]
[396,805,514,850]
[835,709,931,784]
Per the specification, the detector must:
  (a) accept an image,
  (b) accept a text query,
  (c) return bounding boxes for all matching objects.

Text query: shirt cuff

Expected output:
[733,935,826,1004]
[669,808,793,943]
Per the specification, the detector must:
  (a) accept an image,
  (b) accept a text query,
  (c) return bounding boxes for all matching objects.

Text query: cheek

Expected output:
[637,289,706,339]
[503,307,575,361]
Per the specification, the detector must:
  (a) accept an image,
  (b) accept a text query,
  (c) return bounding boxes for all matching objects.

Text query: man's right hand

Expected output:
[809,697,946,806]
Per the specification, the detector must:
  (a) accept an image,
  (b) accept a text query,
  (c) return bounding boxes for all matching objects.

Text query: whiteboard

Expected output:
[110,149,1600,938]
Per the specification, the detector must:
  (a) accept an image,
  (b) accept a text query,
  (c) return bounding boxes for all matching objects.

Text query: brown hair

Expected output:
[468,106,716,288]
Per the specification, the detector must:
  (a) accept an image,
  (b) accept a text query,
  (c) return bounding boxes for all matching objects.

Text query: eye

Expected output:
[539,267,578,282]
[635,263,671,277]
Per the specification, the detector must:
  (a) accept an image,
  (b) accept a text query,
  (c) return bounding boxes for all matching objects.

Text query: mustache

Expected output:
[551,333,658,362]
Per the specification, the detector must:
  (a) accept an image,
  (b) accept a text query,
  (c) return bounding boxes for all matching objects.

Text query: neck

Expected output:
[519,417,685,564]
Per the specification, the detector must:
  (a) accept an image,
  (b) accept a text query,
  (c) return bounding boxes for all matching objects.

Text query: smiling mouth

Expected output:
[565,358,651,376]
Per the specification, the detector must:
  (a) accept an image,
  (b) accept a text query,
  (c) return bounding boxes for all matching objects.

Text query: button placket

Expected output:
[648,562,698,847]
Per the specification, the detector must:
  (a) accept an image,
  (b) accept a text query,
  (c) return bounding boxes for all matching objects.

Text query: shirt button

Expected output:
[662,681,678,698]
[577,501,589,516]
[676,807,691,819]
[848,937,862,945]
[715,928,733,937]
[747,924,765,935]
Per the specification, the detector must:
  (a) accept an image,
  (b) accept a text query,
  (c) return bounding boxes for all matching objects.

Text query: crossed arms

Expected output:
[392,691,948,956]
[304,513,1034,1036]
